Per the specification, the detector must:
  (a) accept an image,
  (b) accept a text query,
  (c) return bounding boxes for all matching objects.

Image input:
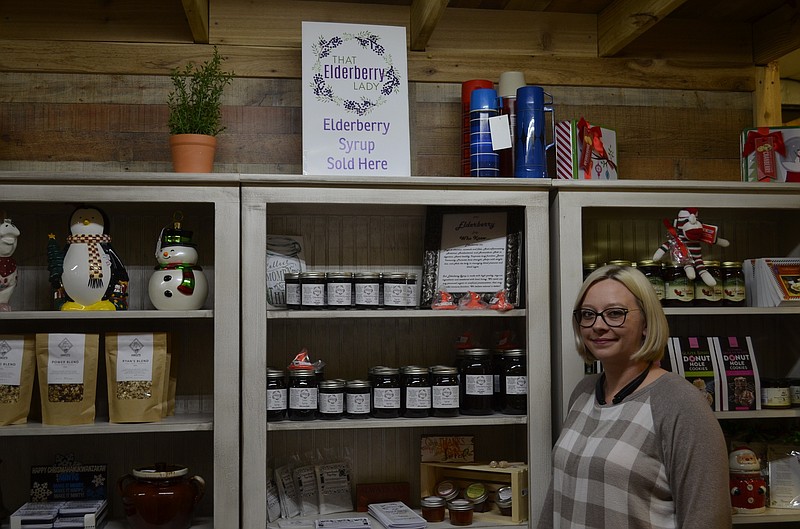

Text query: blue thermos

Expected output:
[469,88,500,177]
[515,85,554,178]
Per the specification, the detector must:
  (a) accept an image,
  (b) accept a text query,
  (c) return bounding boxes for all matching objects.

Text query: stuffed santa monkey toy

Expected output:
[653,208,730,286]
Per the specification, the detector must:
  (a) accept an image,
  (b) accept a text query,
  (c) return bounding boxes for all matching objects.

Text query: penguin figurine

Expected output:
[148,221,208,310]
[57,205,128,311]
[0,218,20,312]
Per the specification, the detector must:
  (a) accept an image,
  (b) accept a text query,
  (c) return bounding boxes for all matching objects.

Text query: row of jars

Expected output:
[584,260,746,307]
[421,482,514,524]
[285,271,419,310]
[267,349,527,421]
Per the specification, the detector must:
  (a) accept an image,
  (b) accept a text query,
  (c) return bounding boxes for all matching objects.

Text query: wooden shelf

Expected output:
[266,309,525,319]
[732,508,800,524]
[267,414,527,431]
[0,310,213,320]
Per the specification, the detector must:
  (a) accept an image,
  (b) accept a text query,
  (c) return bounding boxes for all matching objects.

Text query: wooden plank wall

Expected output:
[0,72,751,180]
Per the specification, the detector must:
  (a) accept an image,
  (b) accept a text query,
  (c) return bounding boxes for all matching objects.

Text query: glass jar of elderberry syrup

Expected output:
[284,272,301,310]
[287,368,318,420]
[346,379,372,419]
[431,366,459,417]
[300,271,326,310]
[266,368,287,421]
[325,272,353,309]
[500,349,527,415]
[459,349,493,415]
[400,365,431,418]
[372,367,401,418]
[354,272,381,309]
[318,379,345,420]
[382,273,407,309]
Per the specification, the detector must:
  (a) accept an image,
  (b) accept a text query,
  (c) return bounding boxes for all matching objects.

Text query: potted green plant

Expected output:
[167,46,234,172]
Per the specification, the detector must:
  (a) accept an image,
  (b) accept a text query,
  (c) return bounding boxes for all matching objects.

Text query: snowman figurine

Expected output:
[148,221,208,310]
[58,205,128,311]
[0,218,20,312]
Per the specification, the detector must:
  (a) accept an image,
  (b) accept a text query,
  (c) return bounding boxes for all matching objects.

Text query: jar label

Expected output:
[761,387,790,407]
[383,284,405,307]
[355,283,380,305]
[373,387,400,408]
[319,393,344,414]
[267,388,287,411]
[432,385,459,408]
[405,387,432,409]
[289,387,318,409]
[347,392,371,413]
[404,284,418,307]
[695,283,723,303]
[466,374,493,395]
[326,282,352,306]
[286,284,301,305]
[505,376,527,395]
[791,386,800,405]
[665,279,693,302]
[723,279,746,302]
[301,284,325,306]
[647,278,665,300]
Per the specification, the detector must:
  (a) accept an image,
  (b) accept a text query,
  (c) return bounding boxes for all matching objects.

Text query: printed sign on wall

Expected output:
[302,21,411,176]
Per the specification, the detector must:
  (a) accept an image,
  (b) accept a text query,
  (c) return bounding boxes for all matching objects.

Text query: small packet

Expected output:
[431,290,457,310]
[0,334,36,426]
[458,291,488,310]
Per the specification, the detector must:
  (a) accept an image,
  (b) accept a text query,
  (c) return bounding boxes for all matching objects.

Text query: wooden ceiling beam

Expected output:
[598,0,689,57]
[410,0,449,52]
[753,3,800,65]
[182,0,209,44]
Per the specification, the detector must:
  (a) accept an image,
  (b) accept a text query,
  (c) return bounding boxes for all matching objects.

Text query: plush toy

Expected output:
[653,208,730,286]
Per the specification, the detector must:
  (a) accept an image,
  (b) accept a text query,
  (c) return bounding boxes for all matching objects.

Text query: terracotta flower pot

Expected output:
[169,134,217,173]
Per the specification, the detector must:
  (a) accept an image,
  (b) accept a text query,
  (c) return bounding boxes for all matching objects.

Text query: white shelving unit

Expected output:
[550,179,800,526]
[0,172,240,528]
[241,175,551,529]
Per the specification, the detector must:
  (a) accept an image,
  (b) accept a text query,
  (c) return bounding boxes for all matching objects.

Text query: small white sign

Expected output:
[489,114,512,150]
[302,21,411,176]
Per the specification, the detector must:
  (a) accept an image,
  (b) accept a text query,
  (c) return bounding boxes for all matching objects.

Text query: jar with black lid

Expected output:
[491,349,505,411]
[372,367,401,418]
[431,366,460,417]
[325,272,353,309]
[300,271,326,310]
[318,379,345,419]
[346,379,372,419]
[266,368,287,421]
[404,273,418,308]
[401,365,430,418]
[500,349,527,415]
[583,263,597,280]
[694,260,723,306]
[722,261,746,306]
[354,272,381,309]
[607,259,632,267]
[288,368,318,420]
[459,349,494,415]
[637,260,665,301]
[382,273,407,309]
[662,264,694,307]
[284,272,301,310]
[789,379,800,408]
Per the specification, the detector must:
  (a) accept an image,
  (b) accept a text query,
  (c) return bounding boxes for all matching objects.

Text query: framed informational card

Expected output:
[421,207,523,308]
[301,21,411,176]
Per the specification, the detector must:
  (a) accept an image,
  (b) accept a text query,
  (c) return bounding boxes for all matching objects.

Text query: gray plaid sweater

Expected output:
[538,372,732,529]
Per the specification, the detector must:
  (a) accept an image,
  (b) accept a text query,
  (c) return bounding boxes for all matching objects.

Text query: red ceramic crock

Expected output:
[118,463,205,529]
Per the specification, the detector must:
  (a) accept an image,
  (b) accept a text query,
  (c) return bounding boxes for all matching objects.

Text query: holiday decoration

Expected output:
[729,446,767,514]
[653,208,730,286]
[0,218,20,312]
[50,206,128,311]
[148,216,208,310]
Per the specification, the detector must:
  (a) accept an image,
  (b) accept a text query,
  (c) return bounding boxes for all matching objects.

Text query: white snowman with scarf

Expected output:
[148,220,208,310]
[0,218,20,311]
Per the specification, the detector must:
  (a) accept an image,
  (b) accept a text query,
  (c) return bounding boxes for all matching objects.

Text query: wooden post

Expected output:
[754,61,782,126]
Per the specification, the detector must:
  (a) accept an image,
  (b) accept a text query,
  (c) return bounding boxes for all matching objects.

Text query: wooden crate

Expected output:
[420,462,529,524]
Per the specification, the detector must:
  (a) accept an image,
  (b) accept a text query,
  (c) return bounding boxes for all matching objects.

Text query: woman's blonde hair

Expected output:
[572,264,670,364]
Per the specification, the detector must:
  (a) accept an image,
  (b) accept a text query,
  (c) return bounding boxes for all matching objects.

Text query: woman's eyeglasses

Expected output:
[573,308,639,328]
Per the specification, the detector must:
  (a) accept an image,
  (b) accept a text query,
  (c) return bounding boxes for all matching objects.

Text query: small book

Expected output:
[367,501,427,529]
[712,336,761,411]
[747,258,800,307]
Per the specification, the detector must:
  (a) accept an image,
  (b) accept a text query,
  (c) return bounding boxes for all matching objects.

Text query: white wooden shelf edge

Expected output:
[266,309,526,319]
[0,309,214,320]
[267,414,527,431]
[732,508,800,524]
[0,413,213,437]
[715,409,800,419]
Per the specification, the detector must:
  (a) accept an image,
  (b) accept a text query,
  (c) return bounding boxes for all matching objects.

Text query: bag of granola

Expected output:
[105,332,167,423]
[36,333,99,426]
[0,335,36,426]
